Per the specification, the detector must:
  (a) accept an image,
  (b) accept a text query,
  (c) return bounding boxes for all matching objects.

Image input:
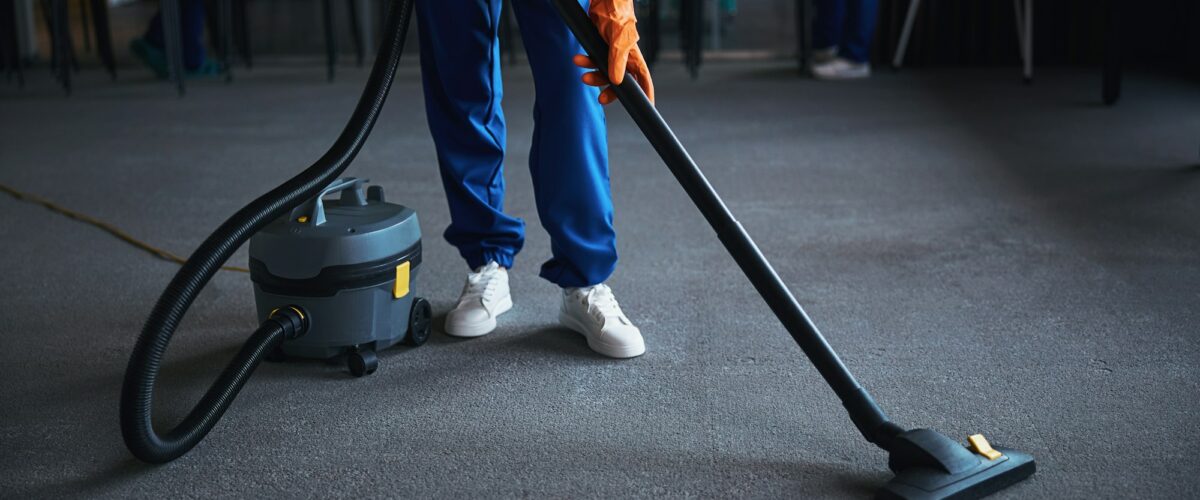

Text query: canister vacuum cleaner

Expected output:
[120,0,420,464]
[249,177,430,376]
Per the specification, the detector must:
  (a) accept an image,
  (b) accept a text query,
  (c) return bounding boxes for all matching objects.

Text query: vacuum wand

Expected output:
[548,0,897,448]
[551,6,1037,499]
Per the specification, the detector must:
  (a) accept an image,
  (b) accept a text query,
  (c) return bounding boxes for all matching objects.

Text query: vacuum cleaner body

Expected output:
[249,177,431,372]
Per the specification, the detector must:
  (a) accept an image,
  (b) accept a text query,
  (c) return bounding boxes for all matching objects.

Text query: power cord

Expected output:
[0,181,249,273]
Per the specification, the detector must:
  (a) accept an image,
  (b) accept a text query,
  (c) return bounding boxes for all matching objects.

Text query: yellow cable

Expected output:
[0,182,250,274]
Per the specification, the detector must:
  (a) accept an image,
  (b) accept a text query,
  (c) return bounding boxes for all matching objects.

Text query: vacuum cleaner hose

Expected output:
[120,0,415,464]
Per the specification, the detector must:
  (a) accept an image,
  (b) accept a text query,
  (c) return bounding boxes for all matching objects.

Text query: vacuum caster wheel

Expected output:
[347,349,378,377]
[404,297,432,347]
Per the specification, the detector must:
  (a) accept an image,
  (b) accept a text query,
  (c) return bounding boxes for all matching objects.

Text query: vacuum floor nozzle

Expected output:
[877,429,1036,500]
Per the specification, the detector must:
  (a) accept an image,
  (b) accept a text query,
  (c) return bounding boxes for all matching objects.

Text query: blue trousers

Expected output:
[812,0,879,63]
[144,0,208,70]
[417,0,615,289]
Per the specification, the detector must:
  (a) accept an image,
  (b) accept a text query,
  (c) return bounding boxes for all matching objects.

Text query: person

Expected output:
[810,0,878,80]
[129,1,219,79]
[417,0,653,358]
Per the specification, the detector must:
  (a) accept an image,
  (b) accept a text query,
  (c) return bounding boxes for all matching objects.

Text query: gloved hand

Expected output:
[573,0,655,105]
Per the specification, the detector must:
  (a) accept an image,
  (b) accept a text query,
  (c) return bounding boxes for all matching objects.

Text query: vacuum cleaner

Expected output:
[547,1,1037,498]
[120,0,419,464]
[249,176,430,376]
[122,0,1035,497]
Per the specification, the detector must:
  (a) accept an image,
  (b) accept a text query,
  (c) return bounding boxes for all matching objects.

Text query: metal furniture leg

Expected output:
[1014,0,1033,83]
[892,0,920,69]
[217,0,233,81]
[234,0,252,68]
[1023,0,1033,83]
[161,0,186,95]
[90,0,115,78]
[1,2,24,87]
[48,0,71,93]
[347,0,363,66]
[1102,0,1121,105]
[79,0,91,52]
[644,0,659,68]
[322,0,336,81]
[681,0,702,79]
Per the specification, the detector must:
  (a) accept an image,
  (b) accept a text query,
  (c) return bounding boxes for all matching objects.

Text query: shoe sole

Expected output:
[443,295,512,338]
[559,311,646,359]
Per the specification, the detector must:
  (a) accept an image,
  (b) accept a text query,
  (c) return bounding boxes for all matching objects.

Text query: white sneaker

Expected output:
[812,46,838,65]
[559,284,645,359]
[812,57,871,80]
[444,262,512,338]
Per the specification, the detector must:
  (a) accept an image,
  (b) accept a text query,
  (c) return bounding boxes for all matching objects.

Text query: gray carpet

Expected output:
[1,60,1197,499]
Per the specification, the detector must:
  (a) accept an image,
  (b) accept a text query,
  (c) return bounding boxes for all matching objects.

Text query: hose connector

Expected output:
[268,306,309,340]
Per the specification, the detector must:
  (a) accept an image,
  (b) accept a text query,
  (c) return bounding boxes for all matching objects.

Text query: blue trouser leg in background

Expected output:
[812,0,845,52]
[840,0,878,63]
[812,0,879,63]
[417,0,615,288]
[144,0,207,70]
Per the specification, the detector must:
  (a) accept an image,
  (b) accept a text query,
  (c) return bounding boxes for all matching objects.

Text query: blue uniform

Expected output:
[813,0,879,63]
[417,0,615,289]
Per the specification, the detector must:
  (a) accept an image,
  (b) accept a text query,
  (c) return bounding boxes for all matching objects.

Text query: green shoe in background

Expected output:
[129,37,169,79]
[131,37,223,80]
[186,59,222,78]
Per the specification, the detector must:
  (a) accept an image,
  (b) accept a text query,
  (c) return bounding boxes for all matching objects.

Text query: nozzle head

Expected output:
[877,429,1035,499]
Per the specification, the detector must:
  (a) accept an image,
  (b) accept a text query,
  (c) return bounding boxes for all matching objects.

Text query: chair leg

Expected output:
[893,0,920,69]
[217,0,233,81]
[90,0,116,79]
[1102,0,1121,105]
[795,0,809,73]
[1024,0,1033,83]
[644,0,659,68]
[322,0,335,82]
[234,0,252,69]
[1,3,22,87]
[161,0,186,95]
[63,2,79,74]
[48,0,71,93]
[347,0,363,67]
[1014,0,1033,83]
[681,0,702,79]
[498,0,514,66]
[39,0,58,73]
[79,0,91,52]
[7,0,26,86]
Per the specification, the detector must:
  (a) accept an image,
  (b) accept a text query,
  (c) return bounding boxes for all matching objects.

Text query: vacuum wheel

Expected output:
[347,349,378,377]
[404,297,432,347]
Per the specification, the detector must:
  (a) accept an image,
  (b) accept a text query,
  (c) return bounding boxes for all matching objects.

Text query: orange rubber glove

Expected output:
[573,0,655,106]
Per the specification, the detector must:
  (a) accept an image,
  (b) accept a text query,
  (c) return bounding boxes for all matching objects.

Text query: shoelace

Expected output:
[578,284,628,324]
[462,263,504,307]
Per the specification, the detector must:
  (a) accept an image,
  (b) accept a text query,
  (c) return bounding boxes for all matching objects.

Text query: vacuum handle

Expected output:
[550,0,898,447]
[289,177,368,226]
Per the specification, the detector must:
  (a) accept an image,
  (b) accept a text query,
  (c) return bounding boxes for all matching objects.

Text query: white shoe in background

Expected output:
[444,262,512,338]
[812,46,838,65]
[812,57,871,80]
[559,284,645,359]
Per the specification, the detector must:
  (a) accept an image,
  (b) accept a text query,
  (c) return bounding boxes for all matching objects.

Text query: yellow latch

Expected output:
[968,434,1003,460]
[297,216,309,223]
[393,261,410,299]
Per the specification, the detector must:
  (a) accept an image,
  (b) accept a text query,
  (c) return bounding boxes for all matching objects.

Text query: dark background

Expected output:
[869,0,1199,72]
